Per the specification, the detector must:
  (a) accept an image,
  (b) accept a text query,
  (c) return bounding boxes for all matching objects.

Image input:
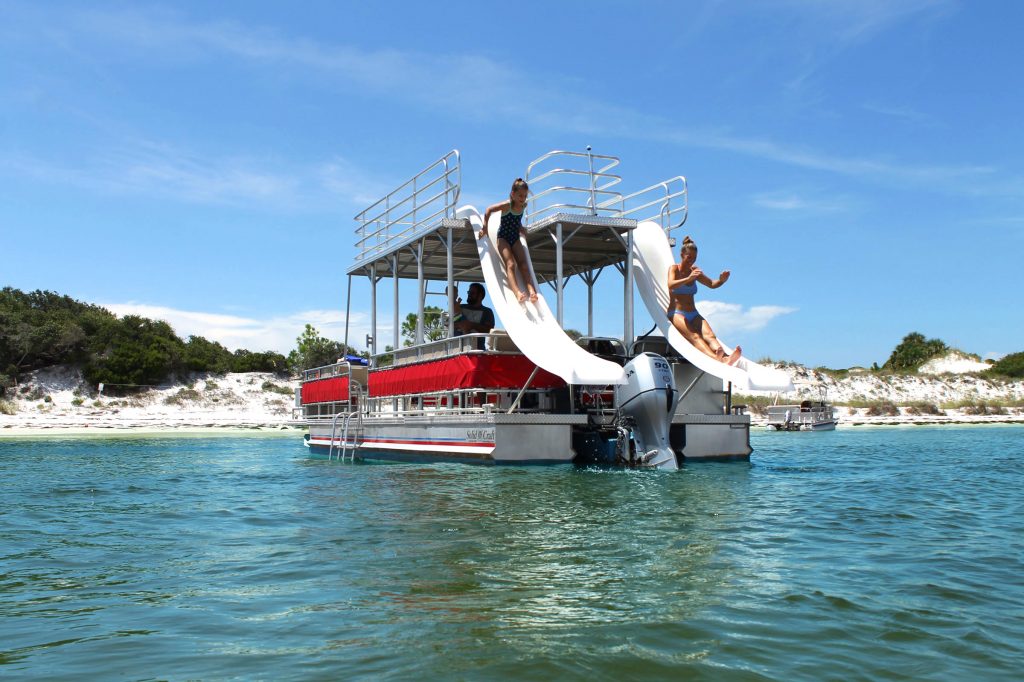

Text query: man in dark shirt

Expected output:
[453,283,494,347]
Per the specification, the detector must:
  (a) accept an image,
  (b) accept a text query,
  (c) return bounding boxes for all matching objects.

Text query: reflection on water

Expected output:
[2,427,1023,679]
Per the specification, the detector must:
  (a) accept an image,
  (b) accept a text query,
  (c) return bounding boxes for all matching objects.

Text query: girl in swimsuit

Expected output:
[667,235,742,366]
[480,178,539,304]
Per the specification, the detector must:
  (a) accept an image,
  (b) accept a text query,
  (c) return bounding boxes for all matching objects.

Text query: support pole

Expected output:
[624,228,635,348]
[392,254,399,352]
[416,241,424,344]
[370,264,378,357]
[344,274,352,353]
[556,222,564,326]
[446,226,455,337]
[587,274,594,337]
[507,366,541,414]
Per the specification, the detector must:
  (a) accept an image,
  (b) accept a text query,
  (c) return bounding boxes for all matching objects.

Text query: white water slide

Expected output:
[456,206,626,386]
[631,220,794,392]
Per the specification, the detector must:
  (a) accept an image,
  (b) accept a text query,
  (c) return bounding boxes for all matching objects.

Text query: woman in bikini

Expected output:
[667,235,741,366]
[479,178,539,304]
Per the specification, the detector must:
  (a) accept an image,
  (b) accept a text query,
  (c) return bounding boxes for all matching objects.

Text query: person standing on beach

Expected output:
[667,235,742,366]
[479,178,539,304]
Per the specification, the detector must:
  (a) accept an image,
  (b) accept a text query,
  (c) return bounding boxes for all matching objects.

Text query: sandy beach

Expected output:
[2,353,1023,436]
[0,368,302,436]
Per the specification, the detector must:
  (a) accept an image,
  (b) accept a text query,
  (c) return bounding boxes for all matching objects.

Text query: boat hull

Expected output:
[306,413,584,465]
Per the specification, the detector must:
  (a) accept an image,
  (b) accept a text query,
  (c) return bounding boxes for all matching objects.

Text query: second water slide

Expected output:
[456,206,626,386]
[631,220,794,392]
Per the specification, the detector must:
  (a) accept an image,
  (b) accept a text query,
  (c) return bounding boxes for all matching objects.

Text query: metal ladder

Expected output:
[327,410,361,462]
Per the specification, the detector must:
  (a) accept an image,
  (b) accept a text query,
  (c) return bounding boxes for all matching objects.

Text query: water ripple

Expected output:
[1,427,1023,679]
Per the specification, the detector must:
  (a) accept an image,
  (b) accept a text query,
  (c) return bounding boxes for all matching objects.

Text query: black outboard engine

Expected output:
[615,353,680,469]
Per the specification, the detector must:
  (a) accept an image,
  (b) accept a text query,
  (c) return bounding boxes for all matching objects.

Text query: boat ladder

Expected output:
[327,410,361,462]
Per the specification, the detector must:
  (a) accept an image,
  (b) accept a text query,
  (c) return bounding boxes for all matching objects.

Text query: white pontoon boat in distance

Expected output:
[766,399,839,431]
[291,148,794,468]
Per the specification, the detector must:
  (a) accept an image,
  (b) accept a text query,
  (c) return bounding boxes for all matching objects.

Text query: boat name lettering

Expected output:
[467,429,495,442]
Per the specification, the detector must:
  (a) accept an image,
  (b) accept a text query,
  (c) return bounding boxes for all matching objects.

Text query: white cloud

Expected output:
[752,191,851,212]
[696,301,797,336]
[101,302,386,355]
[19,3,1006,199]
[3,143,391,210]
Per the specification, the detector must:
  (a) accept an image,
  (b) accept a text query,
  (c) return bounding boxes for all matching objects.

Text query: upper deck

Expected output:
[346,148,688,282]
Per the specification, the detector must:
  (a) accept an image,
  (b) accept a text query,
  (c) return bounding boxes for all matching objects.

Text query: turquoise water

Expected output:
[2,427,1022,680]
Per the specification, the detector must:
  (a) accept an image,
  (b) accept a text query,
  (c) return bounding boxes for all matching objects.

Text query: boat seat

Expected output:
[489,330,521,353]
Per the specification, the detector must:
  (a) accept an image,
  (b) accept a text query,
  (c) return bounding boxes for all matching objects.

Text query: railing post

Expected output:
[586,145,597,215]
[370,263,378,358]
[556,222,564,325]
[416,241,424,345]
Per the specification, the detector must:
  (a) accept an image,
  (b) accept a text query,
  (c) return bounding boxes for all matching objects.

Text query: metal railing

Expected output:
[614,176,688,232]
[298,361,366,422]
[364,387,555,417]
[373,332,520,368]
[353,150,461,264]
[524,148,623,226]
[302,360,366,383]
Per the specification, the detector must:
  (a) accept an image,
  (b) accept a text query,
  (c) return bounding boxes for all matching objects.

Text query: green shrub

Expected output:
[955,401,1007,416]
[987,352,1024,378]
[261,381,294,396]
[71,397,84,407]
[0,399,15,415]
[883,332,949,372]
[865,401,900,416]
[164,388,202,405]
[204,380,219,390]
[905,402,943,416]
[22,386,45,401]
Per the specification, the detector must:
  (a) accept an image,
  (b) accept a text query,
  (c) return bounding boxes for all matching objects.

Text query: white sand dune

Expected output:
[2,352,1022,434]
[0,368,300,434]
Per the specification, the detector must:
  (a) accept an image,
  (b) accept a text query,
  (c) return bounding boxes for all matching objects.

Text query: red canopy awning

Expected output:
[301,376,349,404]
[368,354,564,397]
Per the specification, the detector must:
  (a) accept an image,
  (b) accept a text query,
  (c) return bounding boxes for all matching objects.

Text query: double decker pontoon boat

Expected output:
[293,149,793,468]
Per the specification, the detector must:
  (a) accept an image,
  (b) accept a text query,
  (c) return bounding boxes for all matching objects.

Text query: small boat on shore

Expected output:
[766,399,839,431]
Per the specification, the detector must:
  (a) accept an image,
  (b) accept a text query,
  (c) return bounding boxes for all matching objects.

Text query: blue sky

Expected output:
[2,0,1022,368]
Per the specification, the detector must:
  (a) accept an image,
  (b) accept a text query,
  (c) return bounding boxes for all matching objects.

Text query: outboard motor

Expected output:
[615,353,681,469]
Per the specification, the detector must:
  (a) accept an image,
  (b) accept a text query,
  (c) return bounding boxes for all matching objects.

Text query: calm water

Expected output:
[1,427,1022,680]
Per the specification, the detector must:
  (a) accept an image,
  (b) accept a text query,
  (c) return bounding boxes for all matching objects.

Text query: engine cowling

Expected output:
[615,353,680,469]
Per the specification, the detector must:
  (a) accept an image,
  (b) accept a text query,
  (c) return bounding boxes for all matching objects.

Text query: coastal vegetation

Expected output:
[0,287,291,394]
[987,352,1024,378]
[400,307,446,345]
[287,324,363,372]
[882,332,950,372]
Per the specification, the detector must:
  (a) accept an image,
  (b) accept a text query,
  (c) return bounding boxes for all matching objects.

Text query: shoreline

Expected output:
[3,365,1023,438]
[3,413,1023,439]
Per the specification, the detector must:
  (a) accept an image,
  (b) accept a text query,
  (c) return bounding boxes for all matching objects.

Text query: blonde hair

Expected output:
[680,235,697,255]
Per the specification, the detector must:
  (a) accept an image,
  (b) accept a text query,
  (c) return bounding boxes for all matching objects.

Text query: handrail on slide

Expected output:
[456,205,625,386]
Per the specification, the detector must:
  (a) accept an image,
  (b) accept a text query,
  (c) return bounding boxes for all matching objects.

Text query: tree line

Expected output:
[0,288,359,396]
[3,288,1021,397]
[882,331,1022,378]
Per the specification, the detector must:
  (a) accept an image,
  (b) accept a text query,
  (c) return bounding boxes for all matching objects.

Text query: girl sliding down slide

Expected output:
[666,235,741,366]
[479,178,539,304]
